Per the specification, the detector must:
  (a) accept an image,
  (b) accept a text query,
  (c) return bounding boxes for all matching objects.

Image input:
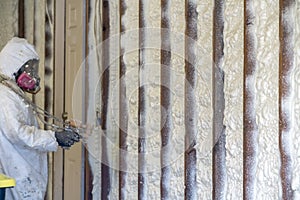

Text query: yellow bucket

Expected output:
[0,174,15,188]
[0,174,15,200]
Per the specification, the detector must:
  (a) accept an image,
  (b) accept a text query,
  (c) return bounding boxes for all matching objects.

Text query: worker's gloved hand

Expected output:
[55,129,81,148]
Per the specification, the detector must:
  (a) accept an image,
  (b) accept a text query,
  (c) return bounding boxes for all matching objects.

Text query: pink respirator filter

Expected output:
[17,73,36,90]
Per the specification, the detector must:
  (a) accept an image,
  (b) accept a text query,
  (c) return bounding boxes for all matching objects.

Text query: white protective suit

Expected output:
[0,37,58,200]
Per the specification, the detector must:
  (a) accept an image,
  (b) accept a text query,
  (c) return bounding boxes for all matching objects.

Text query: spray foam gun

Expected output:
[25,99,89,139]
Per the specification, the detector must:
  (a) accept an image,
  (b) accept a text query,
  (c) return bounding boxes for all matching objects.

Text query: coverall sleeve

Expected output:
[0,91,58,152]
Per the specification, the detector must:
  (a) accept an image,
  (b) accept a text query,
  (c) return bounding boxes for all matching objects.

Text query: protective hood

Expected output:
[0,37,39,79]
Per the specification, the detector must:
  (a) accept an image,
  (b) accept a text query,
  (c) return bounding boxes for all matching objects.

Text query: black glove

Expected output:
[55,129,80,148]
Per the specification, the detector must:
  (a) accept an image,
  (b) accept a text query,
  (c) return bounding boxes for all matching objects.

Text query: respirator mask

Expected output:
[14,59,40,94]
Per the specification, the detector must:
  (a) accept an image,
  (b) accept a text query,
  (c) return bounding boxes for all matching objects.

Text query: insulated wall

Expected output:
[82,0,300,199]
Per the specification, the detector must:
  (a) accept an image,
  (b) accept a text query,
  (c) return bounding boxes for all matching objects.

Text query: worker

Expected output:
[0,37,80,199]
